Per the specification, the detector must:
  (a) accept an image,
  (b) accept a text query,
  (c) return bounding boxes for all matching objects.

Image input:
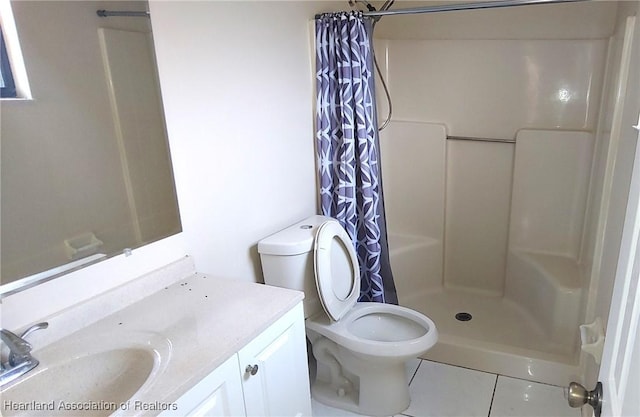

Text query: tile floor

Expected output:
[311,359,580,417]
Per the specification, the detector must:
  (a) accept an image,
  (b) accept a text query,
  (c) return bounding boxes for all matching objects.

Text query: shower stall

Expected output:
[370,0,639,386]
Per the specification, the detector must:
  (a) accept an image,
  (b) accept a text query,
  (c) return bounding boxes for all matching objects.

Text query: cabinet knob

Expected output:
[245,364,259,376]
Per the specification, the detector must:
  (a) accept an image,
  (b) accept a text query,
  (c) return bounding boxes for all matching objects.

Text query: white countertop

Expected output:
[3,269,304,417]
[116,272,304,411]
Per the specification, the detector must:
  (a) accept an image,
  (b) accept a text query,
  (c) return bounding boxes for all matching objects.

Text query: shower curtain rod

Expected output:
[314,0,589,22]
[359,0,588,17]
[96,10,150,18]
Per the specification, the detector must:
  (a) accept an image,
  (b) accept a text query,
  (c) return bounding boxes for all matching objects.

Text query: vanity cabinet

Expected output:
[161,354,246,416]
[161,302,311,417]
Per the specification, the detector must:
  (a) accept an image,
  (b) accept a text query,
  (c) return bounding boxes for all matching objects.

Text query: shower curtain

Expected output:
[315,11,397,304]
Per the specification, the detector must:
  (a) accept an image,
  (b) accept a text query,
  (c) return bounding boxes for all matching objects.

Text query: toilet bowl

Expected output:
[307,302,437,360]
[258,215,438,416]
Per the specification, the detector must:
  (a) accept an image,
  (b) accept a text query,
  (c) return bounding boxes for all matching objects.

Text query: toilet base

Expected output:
[311,349,411,416]
[304,302,437,416]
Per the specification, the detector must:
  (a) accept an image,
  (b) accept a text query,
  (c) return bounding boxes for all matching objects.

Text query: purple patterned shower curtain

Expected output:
[315,11,397,304]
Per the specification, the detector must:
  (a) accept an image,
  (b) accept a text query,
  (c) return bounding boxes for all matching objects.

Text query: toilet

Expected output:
[258,215,438,416]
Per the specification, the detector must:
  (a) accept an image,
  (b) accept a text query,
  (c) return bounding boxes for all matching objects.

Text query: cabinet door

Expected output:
[160,354,246,417]
[238,302,312,417]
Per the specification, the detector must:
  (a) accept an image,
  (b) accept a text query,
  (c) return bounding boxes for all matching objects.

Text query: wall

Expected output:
[444,140,513,294]
[149,1,343,282]
[373,0,614,295]
[379,122,446,298]
[580,0,640,387]
[373,0,617,124]
[372,0,616,41]
[379,38,607,138]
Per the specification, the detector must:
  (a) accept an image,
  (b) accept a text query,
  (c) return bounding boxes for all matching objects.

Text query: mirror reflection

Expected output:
[1,1,181,292]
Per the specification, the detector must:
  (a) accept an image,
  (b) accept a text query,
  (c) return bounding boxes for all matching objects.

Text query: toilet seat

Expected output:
[314,220,360,321]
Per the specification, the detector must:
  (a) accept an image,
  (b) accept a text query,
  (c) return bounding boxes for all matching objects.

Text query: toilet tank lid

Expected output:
[257,215,334,256]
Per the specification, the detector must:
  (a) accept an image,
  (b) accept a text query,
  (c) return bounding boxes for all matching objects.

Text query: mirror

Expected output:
[0,1,181,295]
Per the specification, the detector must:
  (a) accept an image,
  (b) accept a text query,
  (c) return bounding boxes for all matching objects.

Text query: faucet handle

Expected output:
[2,322,48,367]
[0,329,32,357]
[20,322,48,339]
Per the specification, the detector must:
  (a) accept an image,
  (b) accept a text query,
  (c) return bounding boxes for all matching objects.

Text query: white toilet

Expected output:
[258,215,438,416]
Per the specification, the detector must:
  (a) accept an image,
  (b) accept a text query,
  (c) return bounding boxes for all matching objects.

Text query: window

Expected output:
[0,26,17,98]
[0,0,31,99]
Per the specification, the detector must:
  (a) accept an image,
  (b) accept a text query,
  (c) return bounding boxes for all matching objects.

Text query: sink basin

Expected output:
[1,348,157,417]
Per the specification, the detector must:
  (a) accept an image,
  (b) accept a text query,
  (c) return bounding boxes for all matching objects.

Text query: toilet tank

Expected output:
[258,215,333,318]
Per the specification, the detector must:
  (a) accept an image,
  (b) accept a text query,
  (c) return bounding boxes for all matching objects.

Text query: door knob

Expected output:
[567,381,602,417]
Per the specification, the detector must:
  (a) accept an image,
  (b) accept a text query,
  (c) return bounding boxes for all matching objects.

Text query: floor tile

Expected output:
[405,358,422,383]
[490,376,580,417]
[403,360,497,417]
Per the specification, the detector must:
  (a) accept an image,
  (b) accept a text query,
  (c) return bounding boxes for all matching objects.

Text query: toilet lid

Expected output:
[314,220,360,321]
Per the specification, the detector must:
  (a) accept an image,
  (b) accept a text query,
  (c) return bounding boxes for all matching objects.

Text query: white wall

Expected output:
[380,38,607,139]
[373,0,616,40]
[374,1,613,297]
[444,140,513,294]
[581,0,640,387]
[379,122,446,297]
[149,1,342,282]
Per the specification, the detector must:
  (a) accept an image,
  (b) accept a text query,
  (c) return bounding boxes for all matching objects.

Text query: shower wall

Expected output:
[376,38,607,297]
[506,129,594,348]
[378,38,607,139]
[444,140,513,295]
[379,122,446,304]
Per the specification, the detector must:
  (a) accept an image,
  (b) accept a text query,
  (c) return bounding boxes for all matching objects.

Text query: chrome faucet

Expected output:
[0,322,48,387]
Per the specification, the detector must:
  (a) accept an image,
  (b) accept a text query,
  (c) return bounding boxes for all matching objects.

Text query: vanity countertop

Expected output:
[6,272,304,416]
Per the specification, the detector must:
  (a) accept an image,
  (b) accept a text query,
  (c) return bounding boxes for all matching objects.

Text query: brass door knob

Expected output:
[567,381,602,417]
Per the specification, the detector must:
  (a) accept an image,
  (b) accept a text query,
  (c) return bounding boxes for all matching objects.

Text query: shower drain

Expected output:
[455,312,472,322]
